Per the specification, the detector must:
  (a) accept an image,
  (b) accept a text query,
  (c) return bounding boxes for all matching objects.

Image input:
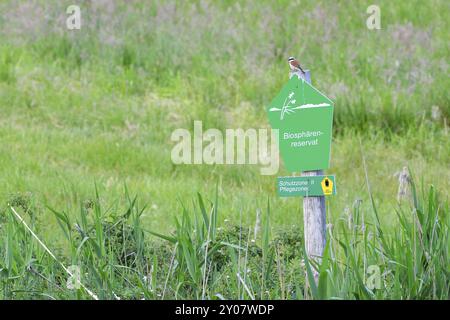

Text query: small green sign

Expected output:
[267,76,333,172]
[277,175,336,197]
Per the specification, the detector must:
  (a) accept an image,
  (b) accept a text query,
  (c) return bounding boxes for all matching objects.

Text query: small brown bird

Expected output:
[288,56,305,74]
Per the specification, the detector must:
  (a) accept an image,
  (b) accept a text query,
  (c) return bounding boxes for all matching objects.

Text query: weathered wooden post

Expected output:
[302,168,326,281]
[289,69,326,283]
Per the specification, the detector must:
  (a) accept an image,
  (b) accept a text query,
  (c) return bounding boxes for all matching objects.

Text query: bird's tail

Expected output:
[298,66,305,74]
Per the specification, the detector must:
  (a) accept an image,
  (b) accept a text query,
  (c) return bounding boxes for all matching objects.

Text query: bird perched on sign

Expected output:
[288,56,306,79]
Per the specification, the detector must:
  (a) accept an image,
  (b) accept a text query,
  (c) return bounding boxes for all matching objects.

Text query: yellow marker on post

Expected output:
[321,177,333,195]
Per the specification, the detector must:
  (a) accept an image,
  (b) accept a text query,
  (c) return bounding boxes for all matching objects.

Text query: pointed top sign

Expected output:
[267,76,334,172]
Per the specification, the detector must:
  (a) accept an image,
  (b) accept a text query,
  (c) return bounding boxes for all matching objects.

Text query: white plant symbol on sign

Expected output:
[269,91,330,120]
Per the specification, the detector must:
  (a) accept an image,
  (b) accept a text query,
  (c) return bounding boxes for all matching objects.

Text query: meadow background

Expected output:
[0,0,448,299]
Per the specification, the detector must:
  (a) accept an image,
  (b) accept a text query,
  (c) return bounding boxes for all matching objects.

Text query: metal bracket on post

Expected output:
[289,69,310,82]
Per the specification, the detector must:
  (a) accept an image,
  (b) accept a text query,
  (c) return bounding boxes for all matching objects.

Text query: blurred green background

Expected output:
[0,0,448,236]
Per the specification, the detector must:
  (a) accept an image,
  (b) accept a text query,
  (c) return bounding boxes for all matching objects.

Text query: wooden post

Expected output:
[289,69,326,284]
[302,169,326,281]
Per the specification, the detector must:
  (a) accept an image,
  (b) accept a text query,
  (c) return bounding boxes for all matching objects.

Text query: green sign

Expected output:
[267,76,333,172]
[277,175,336,197]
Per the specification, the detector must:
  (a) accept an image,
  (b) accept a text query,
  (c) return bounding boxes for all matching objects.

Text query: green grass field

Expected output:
[0,0,449,300]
